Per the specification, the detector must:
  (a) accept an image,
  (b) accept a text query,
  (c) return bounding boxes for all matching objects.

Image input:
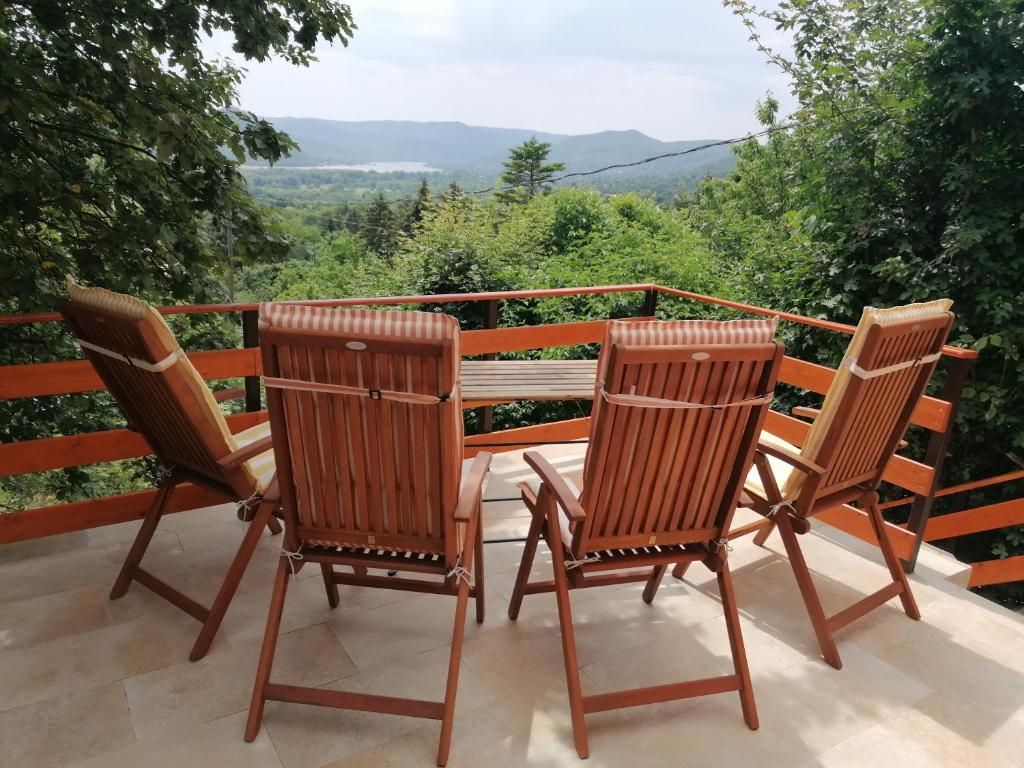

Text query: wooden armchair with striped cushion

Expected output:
[244,304,491,768]
[508,318,783,759]
[673,300,955,669]
[58,277,280,662]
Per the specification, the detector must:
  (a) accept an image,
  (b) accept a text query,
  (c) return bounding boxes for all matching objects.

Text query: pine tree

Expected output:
[364,191,398,258]
[406,178,432,231]
[495,137,565,204]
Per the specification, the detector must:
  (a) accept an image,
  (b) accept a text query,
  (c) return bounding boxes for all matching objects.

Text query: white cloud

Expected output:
[205,0,795,140]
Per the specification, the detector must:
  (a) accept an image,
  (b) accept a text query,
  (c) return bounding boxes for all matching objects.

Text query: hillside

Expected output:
[259,118,735,179]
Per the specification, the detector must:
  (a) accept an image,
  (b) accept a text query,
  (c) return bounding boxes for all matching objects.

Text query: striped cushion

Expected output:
[233,420,276,493]
[595,318,779,387]
[65,276,263,499]
[767,299,953,500]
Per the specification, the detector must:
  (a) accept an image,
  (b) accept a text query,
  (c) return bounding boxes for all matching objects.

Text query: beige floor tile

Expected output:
[124,623,356,740]
[0,681,134,768]
[65,710,282,768]
[319,740,421,768]
[0,616,199,712]
[0,531,91,564]
[0,583,110,651]
[262,645,489,768]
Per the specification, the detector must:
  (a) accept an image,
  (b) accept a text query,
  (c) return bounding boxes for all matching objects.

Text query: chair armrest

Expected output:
[523,451,586,523]
[755,436,826,477]
[791,406,821,421]
[218,433,273,469]
[454,452,492,522]
[214,387,247,403]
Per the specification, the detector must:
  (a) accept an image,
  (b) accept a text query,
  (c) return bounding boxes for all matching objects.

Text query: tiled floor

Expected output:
[2,445,1023,768]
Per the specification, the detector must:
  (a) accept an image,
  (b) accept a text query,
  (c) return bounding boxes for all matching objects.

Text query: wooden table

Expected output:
[461,359,597,408]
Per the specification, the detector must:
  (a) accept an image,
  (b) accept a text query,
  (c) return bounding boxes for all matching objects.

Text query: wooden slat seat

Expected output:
[244,304,491,768]
[58,277,282,662]
[509,318,784,760]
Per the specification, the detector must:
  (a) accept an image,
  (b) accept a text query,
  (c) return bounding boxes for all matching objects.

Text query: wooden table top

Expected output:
[461,359,597,406]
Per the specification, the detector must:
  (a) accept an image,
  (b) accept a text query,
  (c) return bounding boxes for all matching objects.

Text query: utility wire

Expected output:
[251,121,801,212]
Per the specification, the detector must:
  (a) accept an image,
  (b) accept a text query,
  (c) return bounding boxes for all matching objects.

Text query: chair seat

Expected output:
[744,429,800,501]
[232,421,276,493]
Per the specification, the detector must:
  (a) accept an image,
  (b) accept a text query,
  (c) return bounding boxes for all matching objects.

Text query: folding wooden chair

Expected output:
[508,318,783,759]
[58,277,280,661]
[244,304,490,768]
[673,300,955,669]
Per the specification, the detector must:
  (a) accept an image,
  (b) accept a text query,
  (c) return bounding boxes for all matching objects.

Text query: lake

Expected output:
[244,162,442,173]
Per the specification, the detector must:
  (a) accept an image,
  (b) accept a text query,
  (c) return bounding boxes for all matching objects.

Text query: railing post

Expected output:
[241,309,261,413]
[641,288,659,318]
[902,355,974,572]
[479,299,499,434]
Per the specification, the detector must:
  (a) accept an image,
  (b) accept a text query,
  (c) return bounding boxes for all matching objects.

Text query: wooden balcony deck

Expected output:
[1,443,1022,768]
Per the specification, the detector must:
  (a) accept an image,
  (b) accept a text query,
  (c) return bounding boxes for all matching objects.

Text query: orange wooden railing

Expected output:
[5,283,1015,588]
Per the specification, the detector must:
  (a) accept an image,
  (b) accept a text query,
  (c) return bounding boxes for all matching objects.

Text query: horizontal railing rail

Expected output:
[2,283,1004,583]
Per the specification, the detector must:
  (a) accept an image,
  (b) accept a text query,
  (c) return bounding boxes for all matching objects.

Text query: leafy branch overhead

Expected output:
[0,0,355,310]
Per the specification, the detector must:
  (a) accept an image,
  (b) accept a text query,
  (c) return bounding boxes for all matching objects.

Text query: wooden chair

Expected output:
[508,318,783,759]
[58,277,281,661]
[673,300,955,669]
[244,304,490,768]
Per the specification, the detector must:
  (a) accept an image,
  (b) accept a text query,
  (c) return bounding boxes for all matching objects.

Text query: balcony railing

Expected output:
[2,284,1020,588]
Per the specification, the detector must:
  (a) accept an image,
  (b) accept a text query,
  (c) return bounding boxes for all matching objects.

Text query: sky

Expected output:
[204,1,795,142]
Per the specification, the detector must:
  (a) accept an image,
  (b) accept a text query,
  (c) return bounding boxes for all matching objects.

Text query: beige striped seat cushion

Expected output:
[760,299,953,501]
[66,276,266,499]
[232,421,276,493]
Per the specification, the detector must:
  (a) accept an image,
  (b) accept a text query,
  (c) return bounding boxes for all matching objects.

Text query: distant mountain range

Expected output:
[258,118,735,179]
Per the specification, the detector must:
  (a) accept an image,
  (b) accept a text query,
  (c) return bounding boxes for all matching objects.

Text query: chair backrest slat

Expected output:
[58,278,255,497]
[577,320,782,556]
[260,306,463,563]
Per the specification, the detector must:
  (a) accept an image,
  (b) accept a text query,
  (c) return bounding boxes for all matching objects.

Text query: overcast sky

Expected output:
[205,1,794,142]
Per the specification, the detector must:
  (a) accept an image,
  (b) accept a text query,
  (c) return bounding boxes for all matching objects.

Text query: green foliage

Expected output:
[720,0,1024,604]
[495,137,566,204]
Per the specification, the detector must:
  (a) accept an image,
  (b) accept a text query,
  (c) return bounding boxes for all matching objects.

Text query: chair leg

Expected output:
[508,500,545,620]
[266,515,282,535]
[718,563,758,729]
[775,512,843,669]
[642,564,667,604]
[436,573,472,766]
[546,504,589,760]
[245,557,290,742]
[190,498,275,662]
[474,517,485,624]
[866,499,920,620]
[321,563,340,609]
[753,520,776,547]
[671,561,691,581]
[110,476,176,599]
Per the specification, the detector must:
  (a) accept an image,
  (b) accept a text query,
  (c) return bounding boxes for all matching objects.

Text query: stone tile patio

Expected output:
[2,445,1022,768]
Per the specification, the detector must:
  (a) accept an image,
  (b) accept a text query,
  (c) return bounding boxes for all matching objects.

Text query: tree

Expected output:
[725,0,1024,604]
[495,137,565,204]
[363,191,399,257]
[406,178,432,231]
[0,0,356,314]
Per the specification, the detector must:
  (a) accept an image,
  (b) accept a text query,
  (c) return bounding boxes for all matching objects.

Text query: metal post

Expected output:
[479,299,499,433]
[241,309,261,413]
[902,355,974,572]
[641,288,659,318]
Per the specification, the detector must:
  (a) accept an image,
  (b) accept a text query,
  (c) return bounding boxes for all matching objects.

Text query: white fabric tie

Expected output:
[564,554,601,570]
[446,556,472,586]
[280,548,304,577]
[236,490,261,517]
[715,538,734,552]
[842,352,941,380]
[75,338,185,372]
[767,500,797,518]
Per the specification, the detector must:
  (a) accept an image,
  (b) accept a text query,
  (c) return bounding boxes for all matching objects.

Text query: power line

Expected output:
[251,121,802,212]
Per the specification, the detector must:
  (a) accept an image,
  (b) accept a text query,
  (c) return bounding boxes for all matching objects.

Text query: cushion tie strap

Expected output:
[280,547,304,577]
[264,376,457,406]
[842,352,942,380]
[74,338,185,373]
[564,553,601,570]
[599,387,774,411]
